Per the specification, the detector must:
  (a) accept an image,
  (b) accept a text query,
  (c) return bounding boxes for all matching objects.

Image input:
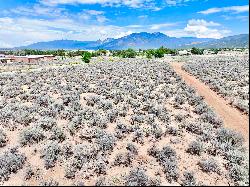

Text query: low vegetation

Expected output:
[183,55,249,114]
[0,55,248,186]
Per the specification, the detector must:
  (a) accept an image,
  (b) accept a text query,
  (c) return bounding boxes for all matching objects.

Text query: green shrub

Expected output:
[191,47,204,55]
[146,49,155,59]
[144,47,176,58]
[122,48,137,58]
[154,47,165,58]
[81,51,92,63]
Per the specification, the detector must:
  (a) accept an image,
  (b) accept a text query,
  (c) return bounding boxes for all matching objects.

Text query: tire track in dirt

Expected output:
[171,62,249,143]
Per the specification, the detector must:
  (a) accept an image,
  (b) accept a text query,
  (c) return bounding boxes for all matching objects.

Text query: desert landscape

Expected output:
[0,0,249,186]
[0,51,249,186]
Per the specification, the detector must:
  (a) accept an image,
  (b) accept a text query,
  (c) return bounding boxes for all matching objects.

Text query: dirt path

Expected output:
[171,62,249,143]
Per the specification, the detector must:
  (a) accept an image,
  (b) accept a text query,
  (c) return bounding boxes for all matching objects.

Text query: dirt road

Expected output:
[171,62,249,142]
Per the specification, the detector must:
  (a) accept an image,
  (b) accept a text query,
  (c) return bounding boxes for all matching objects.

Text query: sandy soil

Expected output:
[171,62,249,144]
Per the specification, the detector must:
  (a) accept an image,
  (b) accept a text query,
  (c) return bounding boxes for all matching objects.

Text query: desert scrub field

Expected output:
[0,58,248,186]
[182,55,249,114]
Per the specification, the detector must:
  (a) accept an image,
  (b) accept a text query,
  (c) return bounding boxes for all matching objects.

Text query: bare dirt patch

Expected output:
[171,62,249,143]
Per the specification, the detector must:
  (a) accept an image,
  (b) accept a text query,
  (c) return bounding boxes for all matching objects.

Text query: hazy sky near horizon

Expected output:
[0,0,249,48]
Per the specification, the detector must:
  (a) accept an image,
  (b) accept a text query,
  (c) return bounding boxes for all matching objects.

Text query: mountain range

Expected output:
[12,32,249,50]
[192,34,249,49]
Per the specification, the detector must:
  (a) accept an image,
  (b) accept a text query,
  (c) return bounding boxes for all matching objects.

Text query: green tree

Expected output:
[82,51,92,63]
[164,48,177,55]
[191,47,203,55]
[154,46,165,58]
[122,48,137,58]
[145,49,155,59]
[210,48,219,54]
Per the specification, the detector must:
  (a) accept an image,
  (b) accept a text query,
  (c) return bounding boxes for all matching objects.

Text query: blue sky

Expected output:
[0,0,249,47]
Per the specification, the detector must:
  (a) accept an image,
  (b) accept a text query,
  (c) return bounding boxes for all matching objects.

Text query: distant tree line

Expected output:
[110,47,177,59]
[143,47,177,58]
[111,48,137,58]
[2,49,107,58]
[4,49,67,56]
[1,47,244,63]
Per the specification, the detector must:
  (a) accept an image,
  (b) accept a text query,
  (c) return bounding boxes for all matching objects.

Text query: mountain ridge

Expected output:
[11,32,249,50]
[192,34,249,49]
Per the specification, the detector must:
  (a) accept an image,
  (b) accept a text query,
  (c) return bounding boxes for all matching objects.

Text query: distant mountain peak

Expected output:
[193,34,249,48]
[12,32,249,50]
[101,38,115,43]
[153,32,168,37]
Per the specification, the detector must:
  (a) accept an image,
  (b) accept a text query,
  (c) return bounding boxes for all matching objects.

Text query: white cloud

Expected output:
[0,15,231,48]
[9,4,66,17]
[0,41,13,48]
[199,5,249,14]
[184,19,230,39]
[151,7,162,11]
[40,0,198,9]
[96,15,109,23]
[85,10,104,15]
[187,19,220,27]
[165,0,198,6]
[222,15,249,22]
[40,0,155,8]
[114,31,133,38]
[78,9,109,23]
[0,17,106,47]
[166,0,178,6]
[0,16,149,47]
[6,4,109,24]
[164,29,190,38]
[150,23,179,30]
[84,10,109,23]
[41,0,112,6]
[125,24,143,28]
[122,22,179,31]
